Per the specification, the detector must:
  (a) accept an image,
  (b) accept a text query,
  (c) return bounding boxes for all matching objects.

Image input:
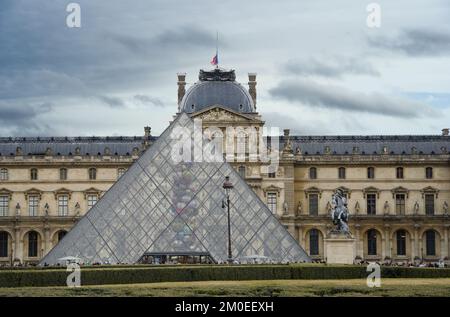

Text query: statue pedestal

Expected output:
[325,231,355,265]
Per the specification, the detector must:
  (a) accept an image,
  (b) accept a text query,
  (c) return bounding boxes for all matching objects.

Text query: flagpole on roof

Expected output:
[216,31,219,69]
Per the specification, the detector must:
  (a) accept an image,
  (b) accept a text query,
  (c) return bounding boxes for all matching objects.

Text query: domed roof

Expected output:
[180,69,255,114]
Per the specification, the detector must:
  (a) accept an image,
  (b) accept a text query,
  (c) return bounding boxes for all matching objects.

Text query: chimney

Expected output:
[143,126,151,150]
[177,73,186,111]
[442,128,449,136]
[248,73,257,109]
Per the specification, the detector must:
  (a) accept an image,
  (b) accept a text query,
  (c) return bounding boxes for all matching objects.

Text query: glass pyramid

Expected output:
[40,113,310,265]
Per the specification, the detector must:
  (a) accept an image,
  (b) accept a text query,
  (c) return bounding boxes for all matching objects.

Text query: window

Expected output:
[30,168,38,180]
[88,168,97,180]
[425,194,435,215]
[0,196,8,217]
[87,195,98,210]
[0,232,8,257]
[58,195,69,216]
[338,167,346,179]
[367,229,377,256]
[267,193,277,214]
[309,167,317,179]
[366,194,376,215]
[395,194,406,215]
[425,230,436,256]
[396,230,406,256]
[238,166,246,178]
[28,195,39,216]
[425,167,433,179]
[309,229,319,256]
[268,172,276,178]
[118,168,126,179]
[367,167,375,179]
[309,194,319,216]
[0,168,8,181]
[28,231,38,257]
[396,167,404,179]
[58,231,67,242]
[60,168,68,180]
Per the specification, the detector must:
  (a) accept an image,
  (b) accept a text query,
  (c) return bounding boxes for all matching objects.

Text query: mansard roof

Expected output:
[0,134,448,156]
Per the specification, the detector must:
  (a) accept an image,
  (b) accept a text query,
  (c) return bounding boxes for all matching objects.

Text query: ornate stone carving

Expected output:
[355,201,360,215]
[413,201,419,215]
[383,201,390,215]
[296,201,302,216]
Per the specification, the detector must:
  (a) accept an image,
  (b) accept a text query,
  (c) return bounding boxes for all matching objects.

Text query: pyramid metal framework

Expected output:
[40,113,310,265]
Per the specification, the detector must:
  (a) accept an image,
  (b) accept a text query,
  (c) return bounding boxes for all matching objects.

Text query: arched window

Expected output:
[28,231,38,257]
[60,168,68,180]
[309,167,317,179]
[396,230,406,256]
[58,230,67,242]
[238,166,246,178]
[88,168,97,180]
[425,167,433,179]
[367,229,377,256]
[425,230,436,256]
[0,168,8,181]
[30,168,38,180]
[0,231,8,257]
[367,167,375,179]
[396,167,404,179]
[309,229,319,256]
[338,167,346,179]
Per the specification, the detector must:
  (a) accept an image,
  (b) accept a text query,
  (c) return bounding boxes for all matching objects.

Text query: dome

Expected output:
[180,69,255,114]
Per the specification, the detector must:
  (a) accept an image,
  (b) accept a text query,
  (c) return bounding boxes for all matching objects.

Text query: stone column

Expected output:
[413,224,420,259]
[354,224,362,258]
[14,228,23,264]
[442,225,449,258]
[384,224,391,259]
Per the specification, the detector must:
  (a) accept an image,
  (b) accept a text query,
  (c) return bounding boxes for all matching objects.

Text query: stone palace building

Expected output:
[0,67,449,265]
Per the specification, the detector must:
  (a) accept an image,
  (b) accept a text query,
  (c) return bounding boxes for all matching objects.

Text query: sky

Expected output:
[0,0,449,136]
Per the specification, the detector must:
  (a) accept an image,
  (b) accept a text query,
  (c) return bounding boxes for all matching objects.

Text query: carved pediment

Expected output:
[83,187,102,199]
[0,188,12,199]
[421,186,439,198]
[391,186,409,198]
[262,185,282,197]
[363,186,380,198]
[192,106,259,123]
[24,188,42,200]
[54,187,73,199]
[304,186,322,198]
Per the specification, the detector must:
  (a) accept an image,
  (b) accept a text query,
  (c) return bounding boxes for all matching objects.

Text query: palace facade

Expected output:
[0,68,449,265]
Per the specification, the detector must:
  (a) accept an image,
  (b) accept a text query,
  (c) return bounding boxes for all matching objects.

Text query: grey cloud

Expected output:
[260,112,332,135]
[269,79,437,118]
[98,96,125,108]
[0,101,54,135]
[368,28,450,57]
[134,95,166,107]
[285,57,380,78]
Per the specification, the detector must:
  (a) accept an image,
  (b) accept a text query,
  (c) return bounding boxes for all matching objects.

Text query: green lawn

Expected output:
[1,278,449,297]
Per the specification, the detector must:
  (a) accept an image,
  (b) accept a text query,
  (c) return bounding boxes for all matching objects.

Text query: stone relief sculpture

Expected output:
[283,201,289,215]
[383,201,390,215]
[330,188,350,235]
[444,201,449,216]
[296,201,302,216]
[413,201,419,215]
[326,201,332,213]
[354,201,360,215]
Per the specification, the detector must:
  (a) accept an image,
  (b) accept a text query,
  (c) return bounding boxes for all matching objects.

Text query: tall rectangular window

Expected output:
[87,195,98,210]
[425,194,435,215]
[58,195,69,216]
[0,168,8,181]
[309,194,319,216]
[267,193,277,214]
[395,194,405,215]
[28,196,39,216]
[367,167,375,179]
[366,194,376,215]
[0,196,9,216]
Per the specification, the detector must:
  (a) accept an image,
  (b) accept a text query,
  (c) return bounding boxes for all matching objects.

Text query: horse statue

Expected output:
[331,188,350,235]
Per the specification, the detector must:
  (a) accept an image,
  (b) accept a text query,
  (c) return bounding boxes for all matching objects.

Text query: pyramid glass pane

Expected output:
[40,113,310,265]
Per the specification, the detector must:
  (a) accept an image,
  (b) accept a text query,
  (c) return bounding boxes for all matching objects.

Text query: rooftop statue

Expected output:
[330,188,351,236]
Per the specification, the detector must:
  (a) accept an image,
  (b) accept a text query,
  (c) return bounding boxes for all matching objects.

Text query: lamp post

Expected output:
[222,176,234,264]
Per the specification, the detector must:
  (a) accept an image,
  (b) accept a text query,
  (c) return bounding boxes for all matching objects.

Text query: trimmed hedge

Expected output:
[0,264,449,288]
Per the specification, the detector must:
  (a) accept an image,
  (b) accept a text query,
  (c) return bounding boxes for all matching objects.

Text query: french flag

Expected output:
[210,53,218,66]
